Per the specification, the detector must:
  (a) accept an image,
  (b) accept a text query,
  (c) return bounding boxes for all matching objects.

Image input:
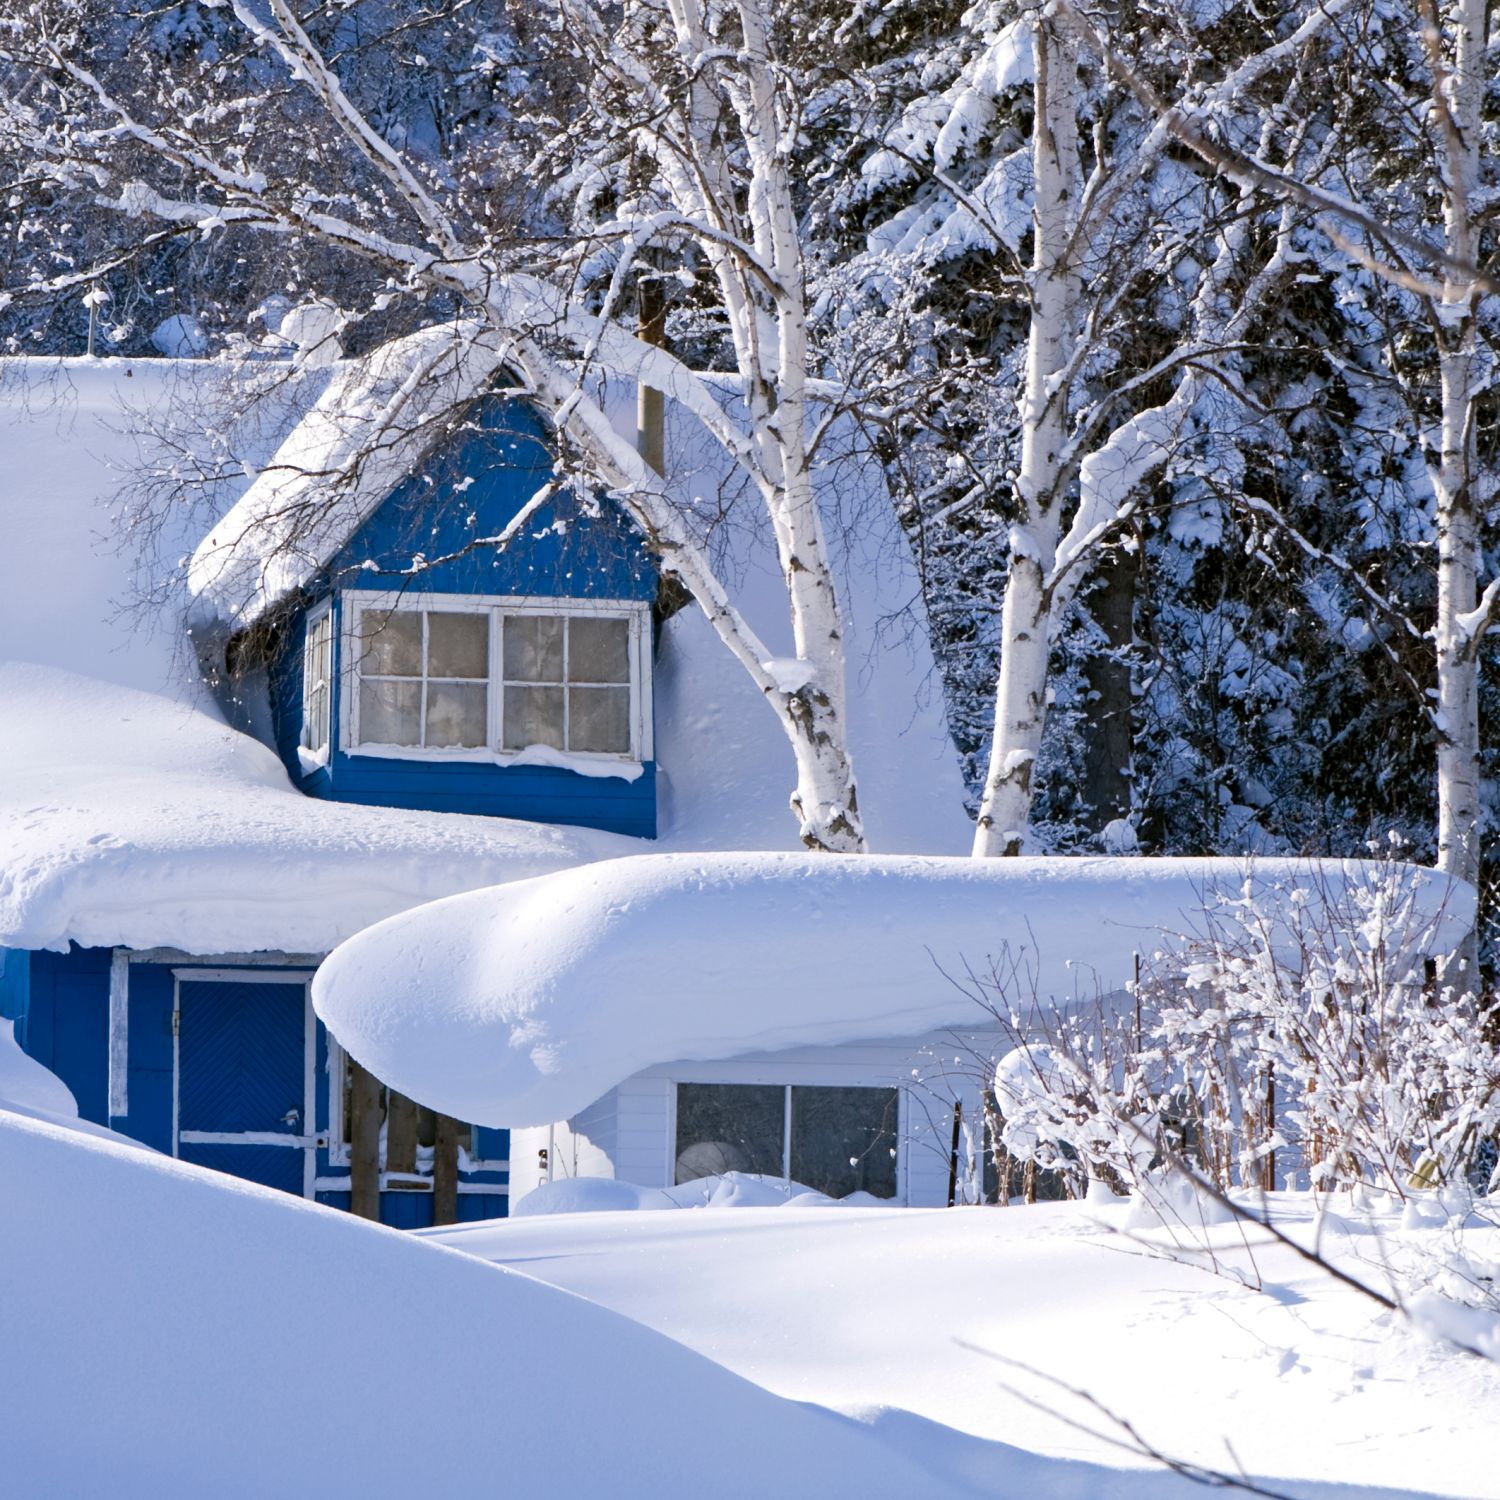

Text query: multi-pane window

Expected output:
[501,613,631,755]
[674,1082,899,1199]
[355,608,489,749]
[344,596,644,761]
[302,608,333,756]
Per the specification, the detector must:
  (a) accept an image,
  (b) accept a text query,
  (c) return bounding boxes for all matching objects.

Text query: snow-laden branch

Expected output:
[1054,0,1498,298]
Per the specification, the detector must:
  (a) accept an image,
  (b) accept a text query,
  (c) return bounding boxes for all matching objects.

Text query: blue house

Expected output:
[0,333,969,1226]
[0,333,669,1228]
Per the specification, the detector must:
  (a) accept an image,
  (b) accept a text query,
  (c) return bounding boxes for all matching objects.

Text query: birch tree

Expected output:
[833,0,1353,856]
[1,0,868,851]
[1063,0,1500,954]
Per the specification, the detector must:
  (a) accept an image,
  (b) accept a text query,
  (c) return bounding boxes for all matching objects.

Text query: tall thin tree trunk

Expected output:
[1081,545,1137,837]
[973,16,1082,856]
[1430,0,1484,978]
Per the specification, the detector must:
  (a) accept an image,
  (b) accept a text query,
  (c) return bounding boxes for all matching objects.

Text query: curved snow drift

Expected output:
[0,1108,965,1497]
[312,852,1473,1127]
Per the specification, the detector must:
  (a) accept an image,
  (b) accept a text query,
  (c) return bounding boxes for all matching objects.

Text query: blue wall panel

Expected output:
[20,948,509,1228]
[267,392,659,837]
[0,947,29,1027]
[122,963,174,1151]
[25,948,109,1125]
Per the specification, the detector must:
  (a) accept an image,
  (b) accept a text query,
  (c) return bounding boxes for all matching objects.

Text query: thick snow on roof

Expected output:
[312,852,1474,1128]
[0,1109,969,1497]
[0,356,240,700]
[0,348,964,954]
[648,394,970,854]
[186,329,971,854]
[188,323,503,627]
[0,663,637,955]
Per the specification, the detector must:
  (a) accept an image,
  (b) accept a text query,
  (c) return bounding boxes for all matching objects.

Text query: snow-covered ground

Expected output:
[428,1197,1500,1500]
[0,1108,980,1499]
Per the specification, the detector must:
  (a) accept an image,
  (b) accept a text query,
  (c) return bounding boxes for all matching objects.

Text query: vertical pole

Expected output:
[433,1115,460,1227]
[1261,1067,1276,1194]
[947,1100,963,1207]
[636,268,666,476]
[349,1058,382,1221]
[386,1089,418,1177]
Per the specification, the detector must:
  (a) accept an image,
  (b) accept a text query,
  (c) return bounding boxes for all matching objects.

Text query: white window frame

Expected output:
[300,600,334,767]
[339,589,653,767]
[669,1080,903,1198]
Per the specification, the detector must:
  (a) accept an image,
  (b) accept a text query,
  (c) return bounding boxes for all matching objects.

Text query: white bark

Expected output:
[1428,0,1486,961]
[971,19,1309,857]
[973,15,1084,857]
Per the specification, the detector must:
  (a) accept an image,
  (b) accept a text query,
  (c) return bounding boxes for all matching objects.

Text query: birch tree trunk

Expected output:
[972,15,1083,856]
[1428,0,1485,970]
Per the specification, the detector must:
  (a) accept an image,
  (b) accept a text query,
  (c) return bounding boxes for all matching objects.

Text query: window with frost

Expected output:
[301,607,333,758]
[344,593,649,763]
[674,1082,899,1199]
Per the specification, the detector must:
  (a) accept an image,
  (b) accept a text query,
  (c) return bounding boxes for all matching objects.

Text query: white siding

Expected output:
[552,1030,1002,1207]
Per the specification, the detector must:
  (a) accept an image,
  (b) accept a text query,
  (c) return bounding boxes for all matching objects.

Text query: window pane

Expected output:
[568,686,631,754]
[569,615,630,683]
[675,1083,785,1184]
[359,678,421,746]
[428,611,488,679]
[308,685,328,751]
[503,685,564,750]
[358,610,422,677]
[789,1086,898,1199]
[503,615,563,683]
[426,682,488,748]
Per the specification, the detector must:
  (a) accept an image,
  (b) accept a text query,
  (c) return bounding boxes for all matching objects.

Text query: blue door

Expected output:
[176,979,311,1196]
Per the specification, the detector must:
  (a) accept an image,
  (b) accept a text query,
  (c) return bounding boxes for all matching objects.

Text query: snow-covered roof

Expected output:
[0,349,966,954]
[0,356,243,701]
[0,663,636,954]
[311,852,1474,1127]
[188,323,503,628]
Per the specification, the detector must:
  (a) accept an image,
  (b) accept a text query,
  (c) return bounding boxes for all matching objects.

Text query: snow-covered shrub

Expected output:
[1142,860,1500,1197]
[972,860,1500,1209]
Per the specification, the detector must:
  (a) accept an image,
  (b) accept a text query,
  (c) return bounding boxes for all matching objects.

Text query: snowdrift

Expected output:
[313,851,1473,1127]
[0,1108,966,1498]
[0,662,635,954]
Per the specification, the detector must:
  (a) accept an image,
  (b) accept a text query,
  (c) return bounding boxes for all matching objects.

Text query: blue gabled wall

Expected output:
[269,392,658,838]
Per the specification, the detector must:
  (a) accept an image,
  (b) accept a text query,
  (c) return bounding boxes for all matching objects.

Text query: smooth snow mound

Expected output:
[0,1109,966,1498]
[0,662,638,954]
[512,1171,886,1217]
[0,1021,76,1118]
[313,851,1473,1127]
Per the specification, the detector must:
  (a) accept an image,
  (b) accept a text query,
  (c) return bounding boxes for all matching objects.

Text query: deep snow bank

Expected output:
[428,1197,1500,1500]
[0,1109,966,1499]
[313,852,1472,1126]
[0,662,636,954]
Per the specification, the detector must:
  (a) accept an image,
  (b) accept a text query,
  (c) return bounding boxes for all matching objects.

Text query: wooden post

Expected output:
[349,1059,383,1221]
[946,1099,963,1207]
[386,1088,418,1177]
[636,269,666,476]
[433,1114,460,1227]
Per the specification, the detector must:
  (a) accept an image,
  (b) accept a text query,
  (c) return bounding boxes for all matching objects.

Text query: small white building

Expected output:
[314,851,1475,1208]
